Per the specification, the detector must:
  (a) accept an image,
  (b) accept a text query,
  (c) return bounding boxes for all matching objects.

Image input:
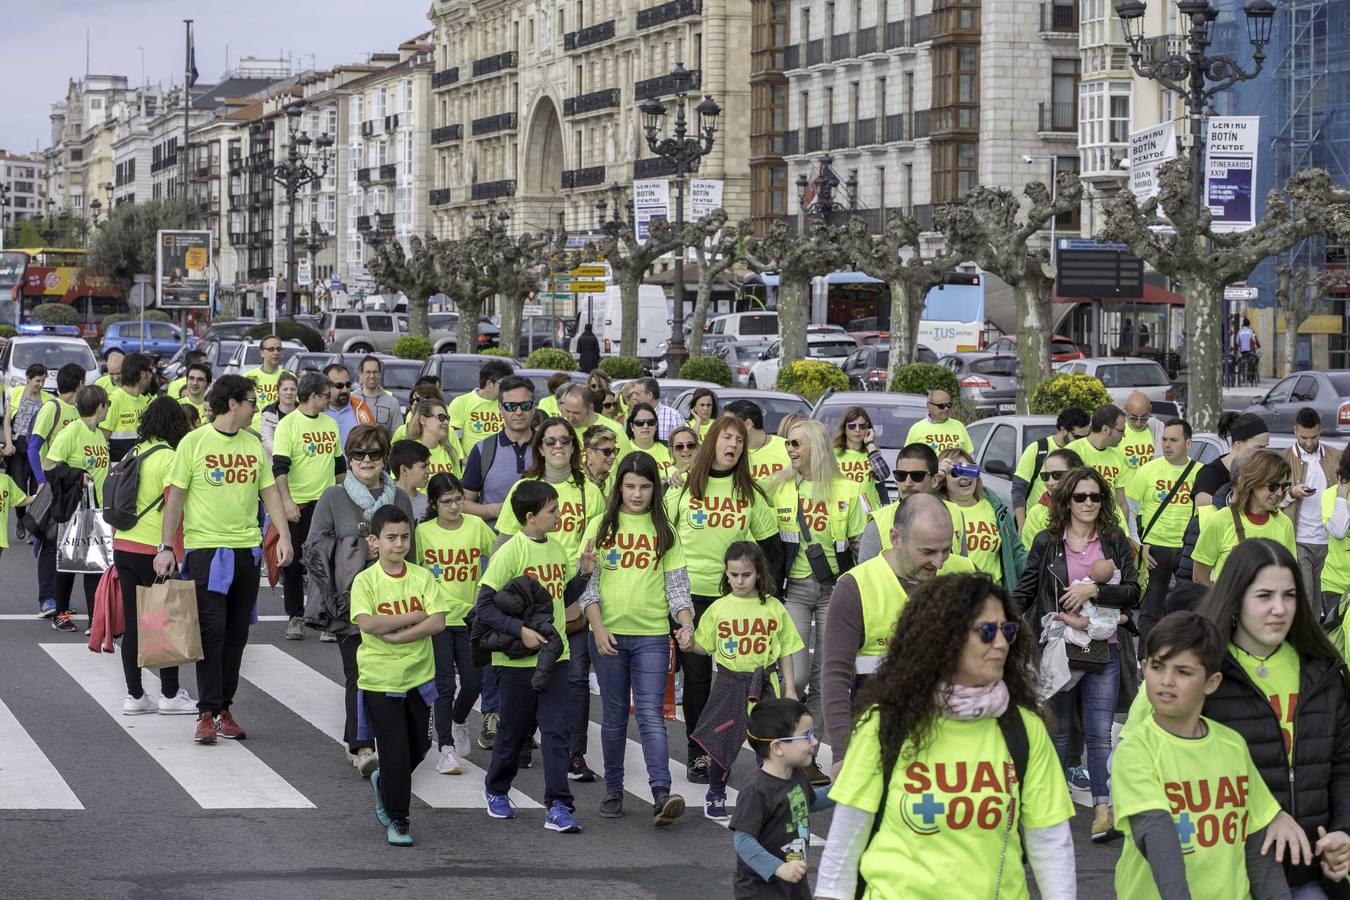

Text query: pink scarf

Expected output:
[936,680,1010,720]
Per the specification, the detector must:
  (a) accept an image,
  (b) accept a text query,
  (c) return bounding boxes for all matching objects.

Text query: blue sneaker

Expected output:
[544,800,582,833]
[371,769,391,827]
[386,819,413,846]
[38,598,55,619]
[1066,766,1090,791]
[704,792,729,823]
[485,790,516,819]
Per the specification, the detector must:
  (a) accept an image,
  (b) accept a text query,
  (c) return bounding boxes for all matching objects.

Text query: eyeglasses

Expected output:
[349,448,385,462]
[671,442,697,452]
[972,622,1019,644]
[1106,424,1125,434]
[632,418,657,428]
[437,495,465,507]
[543,436,573,448]
[501,400,535,413]
[786,439,802,450]
[773,729,816,743]
[846,422,868,431]
[261,345,282,353]
[1266,481,1292,493]
[928,402,952,410]
[1071,491,1104,504]
[1040,470,1067,483]
[588,446,617,457]
[331,381,351,389]
[895,469,931,483]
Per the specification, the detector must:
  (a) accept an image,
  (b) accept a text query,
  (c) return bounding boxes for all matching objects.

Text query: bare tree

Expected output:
[364,232,445,338]
[435,238,497,353]
[841,212,964,378]
[744,219,846,368]
[1099,160,1350,429]
[938,174,1083,412]
[489,230,565,357]
[681,209,750,356]
[595,218,683,358]
[1275,263,1350,378]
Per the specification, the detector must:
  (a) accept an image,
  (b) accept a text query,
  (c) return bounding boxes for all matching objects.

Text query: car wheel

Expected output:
[436,342,455,354]
[349,342,374,353]
[749,376,759,389]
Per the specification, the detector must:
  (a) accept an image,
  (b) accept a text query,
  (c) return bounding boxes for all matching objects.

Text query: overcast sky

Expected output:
[0,1,429,155]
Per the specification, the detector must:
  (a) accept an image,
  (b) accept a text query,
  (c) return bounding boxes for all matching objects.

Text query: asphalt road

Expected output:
[0,541,1120,900]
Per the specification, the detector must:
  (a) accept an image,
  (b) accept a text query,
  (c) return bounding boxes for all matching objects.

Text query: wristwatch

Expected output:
[156,544,172,554]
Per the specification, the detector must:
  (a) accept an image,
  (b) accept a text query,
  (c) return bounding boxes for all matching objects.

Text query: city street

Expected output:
[0,544,1119,900]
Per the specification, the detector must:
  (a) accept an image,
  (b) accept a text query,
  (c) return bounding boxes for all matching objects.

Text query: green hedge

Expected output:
[889,362,959,397]
[478,347,515,358]
[245,320,324,351]
[31,303,80,327]
[1030,373,1110,416]
[525,347,578,371]
[597,356,645,379]
[677,355,732,387]
[0,325,17,338]
[392,336,434,361]
[777,360,848,404]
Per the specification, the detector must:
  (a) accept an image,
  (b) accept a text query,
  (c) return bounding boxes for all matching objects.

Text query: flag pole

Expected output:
[182,18,193,230]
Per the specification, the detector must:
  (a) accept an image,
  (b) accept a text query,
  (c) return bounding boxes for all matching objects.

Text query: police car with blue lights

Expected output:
[0,324,100,392]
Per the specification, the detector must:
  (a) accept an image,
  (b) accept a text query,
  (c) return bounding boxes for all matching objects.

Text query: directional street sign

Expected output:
[568,281,607,293]
[570,265,607,278]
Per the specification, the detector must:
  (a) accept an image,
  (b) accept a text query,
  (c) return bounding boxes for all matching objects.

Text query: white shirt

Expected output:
[1296,444,1329,544]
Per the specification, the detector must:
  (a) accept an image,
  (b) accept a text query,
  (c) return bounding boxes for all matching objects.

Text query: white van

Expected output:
[571,285,671,367]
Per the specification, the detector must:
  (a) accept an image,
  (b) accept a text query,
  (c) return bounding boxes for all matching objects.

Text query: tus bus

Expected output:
[0,247,127,338]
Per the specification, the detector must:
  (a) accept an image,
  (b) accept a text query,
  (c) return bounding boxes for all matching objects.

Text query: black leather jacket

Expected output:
[1012,526,1141,632]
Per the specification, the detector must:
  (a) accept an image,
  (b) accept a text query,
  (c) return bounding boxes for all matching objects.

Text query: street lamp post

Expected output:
[269,104,333,318]
[640,63,720,377]
[89,198,102,234]
[1022,153,1060,253]
[0,184,9,251]
[299,218,330,310]
[795,155,858,227]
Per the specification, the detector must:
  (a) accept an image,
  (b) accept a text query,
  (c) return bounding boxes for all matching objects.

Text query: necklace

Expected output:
[1234,642,1279,678]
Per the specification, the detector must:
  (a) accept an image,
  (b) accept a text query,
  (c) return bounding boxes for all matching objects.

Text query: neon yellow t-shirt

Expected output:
[245,367,290,431]
[495,476,604,562]
[904,417,974,456]
[166,376,187,399]
[835,448,883,513]
[788,478,866,581]
[46,419,110,503]
[7,385,51,420]
[448,390,503,456]
[750,435,796,529]
[271,411,341,504]
[1119,424,1158,489]
[99,387,150,440]
[478,532,573,668]
[94,374,116,392]
[415,515,496,627]
[830,705,1074,900]
[539,395,560,419]
[1113,713,1281,900]
[179,395,206,424]
[1232,641,1300,761]
[391,423,408,443]
[1013,438,1063,510]
[1065,437,1128,491]
[666,474,781,596]
[113,441,176,548]
[582,511,688,636]
[349,562,446,692]
[0,473,28,549]
[1193,509,1296,582]
[1127,457,1198,549]
[944,497,1002,583]
[694,592,804,675]
[629,442,674,481]
[1021,498,1051,550]
[425,442,461,478]
[1321,487,1350,597]
[167,425,275,548]
[32,398,79,444]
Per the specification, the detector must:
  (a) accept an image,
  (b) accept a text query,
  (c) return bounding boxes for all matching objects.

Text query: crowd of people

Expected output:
[8,341,1350,898]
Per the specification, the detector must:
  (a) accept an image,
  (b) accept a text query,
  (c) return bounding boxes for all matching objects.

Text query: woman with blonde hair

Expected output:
[406,398,463,477]
[663,425,699,488]
[776,412,807,439]
[935,447,1024,590]
[1192,448,1297,586]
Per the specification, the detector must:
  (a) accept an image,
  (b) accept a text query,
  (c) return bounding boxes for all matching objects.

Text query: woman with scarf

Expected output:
[304,424,415,778]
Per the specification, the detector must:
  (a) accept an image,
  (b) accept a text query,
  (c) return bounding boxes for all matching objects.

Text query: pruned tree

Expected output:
[744,219,846,367]
[488,229,565,357]
[1275,263,1350,377]
[86,199,185,296]
[1099,159,1350,430]
[364,232,444,338]
[841,211,964,378]
[436,237,498,353]
[681,209,750,356]
[595,218,683,358]
[939,173,1083,412]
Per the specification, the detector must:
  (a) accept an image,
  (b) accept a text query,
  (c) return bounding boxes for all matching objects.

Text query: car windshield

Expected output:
[382,363,421,392]
[969,357,1017,377]
[1023,424,1058,447]
[438,361,486,395]
[428,314,457,330]
[243,345,263,366]
[213,341,241,364]
[13,341,96,373]
[817,400,925,446]
[754,396,813,434]
[807,340,857,359]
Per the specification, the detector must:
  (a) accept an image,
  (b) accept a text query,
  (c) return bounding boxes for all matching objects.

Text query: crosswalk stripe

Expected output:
[239,645,541,810]
[0,695,83,809]
[41,643,314,810]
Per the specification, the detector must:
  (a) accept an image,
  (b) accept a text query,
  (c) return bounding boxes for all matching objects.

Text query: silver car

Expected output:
[1056,357,1177,407]
[811,390,931,493]
[1241,370,1350,435]
[940,352,1019,414]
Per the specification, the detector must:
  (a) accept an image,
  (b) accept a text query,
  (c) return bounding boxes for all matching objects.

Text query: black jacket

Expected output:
[472,574,567,692]
[577,331,601,373]
[1204,651,1350,890]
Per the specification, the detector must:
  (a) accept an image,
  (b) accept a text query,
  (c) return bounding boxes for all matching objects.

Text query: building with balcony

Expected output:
[427,0,752,241]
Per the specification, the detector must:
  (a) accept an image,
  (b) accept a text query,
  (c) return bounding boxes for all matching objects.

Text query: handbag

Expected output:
[137,578,204,668]
[1064,637,1110,670]
[56,485,113,574]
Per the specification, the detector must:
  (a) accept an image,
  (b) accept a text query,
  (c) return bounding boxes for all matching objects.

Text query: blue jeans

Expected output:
[1051,644,1120,806]
[568,628,592,756]
[480,665,499,714]
[431,626,482,749]
[590,633,672,795]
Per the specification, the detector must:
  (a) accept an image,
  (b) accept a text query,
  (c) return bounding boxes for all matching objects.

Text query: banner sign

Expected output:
[633,179,669,243]
[155,230,211,309]
[1129,121,1177,201]
[688,179,723,222]
[1204,116,1260,233]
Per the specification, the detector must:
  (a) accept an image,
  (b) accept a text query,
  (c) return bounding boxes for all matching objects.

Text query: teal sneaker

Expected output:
[371,769,391,827]
[387,819,413,846]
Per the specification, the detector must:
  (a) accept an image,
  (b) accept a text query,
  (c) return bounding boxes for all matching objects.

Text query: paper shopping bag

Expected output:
[137,579,204,668]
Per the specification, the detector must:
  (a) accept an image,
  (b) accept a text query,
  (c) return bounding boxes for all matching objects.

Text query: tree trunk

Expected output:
[619,271,641,358]
[778,277,810,369]
[1014,279,1053,415]
[499,291,526,359]
[1181,275,1225,432]
[886,278,924,379]
[407,291,429,339]
[690,277,715,358]
[454,300,477,354]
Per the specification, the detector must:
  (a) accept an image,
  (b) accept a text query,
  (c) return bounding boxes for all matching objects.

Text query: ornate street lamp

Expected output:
[266,103,334,317]
[299,217,330,307]
[640,62,719,377]
[594,181,631,237]
[795,154,858,227]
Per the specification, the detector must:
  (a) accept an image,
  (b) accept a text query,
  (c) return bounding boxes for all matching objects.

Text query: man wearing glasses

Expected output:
[1120,392,1164,516]
[856,443,940,562]
[559,383,631,457]
[356,355,402,438]
[323,363,374,446]
[1011,406,1090,529]
[245,336,292,432]
[1127,418,1198,649]
[462,375,537,529]
[449,360,514,457]
[904,389,974,456]
[154,374,294,745]
[1066,404,1131,527]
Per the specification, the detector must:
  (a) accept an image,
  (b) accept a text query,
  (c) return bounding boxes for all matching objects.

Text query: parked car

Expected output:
[983,334,1085,363]
[224,339,306,376]
[717,341,774,387]
[427,312,501,354]
[1241,370,1350,435]
[705,311,780,341]
[289,351,339,374]
[379,359,426,416]
[518,369,589,403]
[672,387,812,436]
[1057,357,1176,406]
[842,345,945,390]
[497,315,569,357]
[811,390,930,491]
[322,310,406,353]
[201,320,265,343]
[100,320,195,358]
[198,339,243,378]
[940,352,1020,415]
[419,353,521,397]
[1,325,99,392]
[747,334,858,389]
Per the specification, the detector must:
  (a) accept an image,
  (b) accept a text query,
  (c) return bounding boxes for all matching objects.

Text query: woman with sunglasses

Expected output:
[1194,411,1270,508]
[305,424,414,777]
[832,407,891,514]
[584,425,620,496]
[688,388,719,438]
[1020,448,1083,550]
[626,402,673,480]
[1013,465,1139,843]
[664,425,699,488]
[407,398,463,478]
[391,383,446,443]
[815,573,1076,900]
[259,371,298,457]
[935,448,1024,591]
[1193,449,1297,588]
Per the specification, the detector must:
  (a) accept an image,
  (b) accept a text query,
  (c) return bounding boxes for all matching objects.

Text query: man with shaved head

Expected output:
[904,388,974,455]
[820,493,979,765]
[1120,391,1163,537]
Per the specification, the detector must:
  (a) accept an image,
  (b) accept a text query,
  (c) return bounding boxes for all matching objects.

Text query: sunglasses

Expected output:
[429,413,449,423]
[786,439,802,450]
[895,469,931,483]
[632,418,657,428]
[1071,491,1104,504]
[1266,481,1292,493]
[671,442,697,452]
[972,622,1019,644]
[1127,415,1151,424]
[846,422,868,431]
[543,436,573,448]
[1040,470,1066,483]
[588,446,617,457]
[331,381,351,389]
[261,345,283,352]
[602,401,617,409]
[349,448,385,462]
[242,396,258,407]
[501,400,535,412]
[928,402,952,410]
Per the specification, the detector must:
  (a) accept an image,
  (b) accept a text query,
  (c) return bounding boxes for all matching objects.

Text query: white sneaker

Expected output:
[122,693,157,716]
[157,689,199,715]
[436,745,463,775]
[451,722,470,753]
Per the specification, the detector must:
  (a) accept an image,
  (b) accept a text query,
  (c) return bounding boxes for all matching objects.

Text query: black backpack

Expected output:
[101,444,171,530]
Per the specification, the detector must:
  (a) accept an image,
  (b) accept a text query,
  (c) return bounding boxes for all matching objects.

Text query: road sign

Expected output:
[522,303,544,316]
[571,265,607,278]
[331,275,342,293]
[568,281,607,293]
[1225,285,1258,301]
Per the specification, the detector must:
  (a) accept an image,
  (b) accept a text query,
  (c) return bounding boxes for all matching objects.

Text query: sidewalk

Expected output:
[1221,377,1276,411]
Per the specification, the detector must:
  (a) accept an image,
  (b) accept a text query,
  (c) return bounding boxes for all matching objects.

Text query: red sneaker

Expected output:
[216,709,247,741]
[194,712,217,745]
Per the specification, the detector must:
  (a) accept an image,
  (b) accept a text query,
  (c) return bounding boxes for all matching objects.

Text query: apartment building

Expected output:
[0,151,48,232]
